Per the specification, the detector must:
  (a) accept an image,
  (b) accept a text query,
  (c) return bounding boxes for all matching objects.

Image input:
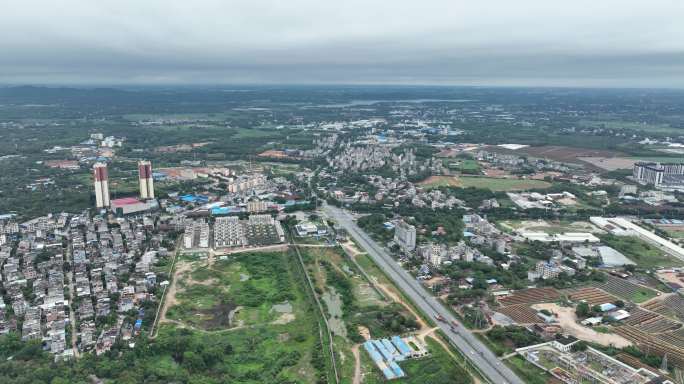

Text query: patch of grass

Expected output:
[600,234,684,269]
[475,333,510,356]
[630,288,658,303]
[443,158,481,174]
[666,230,684,239]
[506,355,551,384]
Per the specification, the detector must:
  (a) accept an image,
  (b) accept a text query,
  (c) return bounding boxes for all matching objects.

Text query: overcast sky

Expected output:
[2,0,684,87]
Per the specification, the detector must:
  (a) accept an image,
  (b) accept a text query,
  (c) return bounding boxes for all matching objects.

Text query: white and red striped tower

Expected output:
[138,160,155,199]
[93,162,110,208]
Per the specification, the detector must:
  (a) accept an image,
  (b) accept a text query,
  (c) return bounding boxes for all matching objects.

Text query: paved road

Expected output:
[323,204,524,384]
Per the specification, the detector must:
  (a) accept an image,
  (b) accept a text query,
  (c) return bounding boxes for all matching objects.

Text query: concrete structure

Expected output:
[111,197,158,216]
[247,199,268,213]
[571,245,635,267]
[214,216,245,247]
[528,260,576,281]
[394,220,416,252]
[183,220,210,249]
[633,161,684,189]
[93,162,110,208]
[521,232,600,244]
[138,160,155,200]
[213,215,285,248]
[295,222,318,237]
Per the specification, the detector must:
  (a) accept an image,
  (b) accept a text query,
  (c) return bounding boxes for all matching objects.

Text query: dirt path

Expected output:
[351,344,362,384]
[158,261,192,325]
[341,241,366,256]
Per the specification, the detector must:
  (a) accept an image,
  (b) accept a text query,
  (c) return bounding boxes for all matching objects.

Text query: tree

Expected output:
[576,302,590,318]
[571,341,588,352]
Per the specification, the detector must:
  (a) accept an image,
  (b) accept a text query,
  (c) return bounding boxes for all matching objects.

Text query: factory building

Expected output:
[93,162,110,208]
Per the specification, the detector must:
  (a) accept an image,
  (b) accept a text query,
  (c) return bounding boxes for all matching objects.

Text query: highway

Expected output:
[323,204,524,384]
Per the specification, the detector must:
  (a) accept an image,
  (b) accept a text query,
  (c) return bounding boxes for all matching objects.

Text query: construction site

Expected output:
[517,341,672,384]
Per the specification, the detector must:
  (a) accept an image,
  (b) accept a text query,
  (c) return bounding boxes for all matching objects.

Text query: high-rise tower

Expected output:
[93,162,110,208]
[138,160,155,199]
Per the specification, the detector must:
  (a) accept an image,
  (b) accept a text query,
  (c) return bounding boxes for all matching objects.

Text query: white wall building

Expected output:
[394,220,416,252]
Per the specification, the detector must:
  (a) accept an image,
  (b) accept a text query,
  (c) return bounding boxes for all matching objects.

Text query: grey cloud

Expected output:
[1,0,684,87]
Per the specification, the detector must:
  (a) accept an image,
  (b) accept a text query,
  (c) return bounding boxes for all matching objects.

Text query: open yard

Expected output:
[498,219,603,235]
[419,175,551,191]
[532,303,633,348]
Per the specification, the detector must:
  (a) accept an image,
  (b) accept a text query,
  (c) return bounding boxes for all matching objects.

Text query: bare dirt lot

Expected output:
[577,157,637,171]
[532,303,633,348]
[489,145,625,167]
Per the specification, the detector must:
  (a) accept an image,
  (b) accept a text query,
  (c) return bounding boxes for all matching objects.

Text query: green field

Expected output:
[666,229,684,239]
[600,234,684,269]
[579,120,683,135]
[162,251,330,382]
[167,252,303,330]
[629,288,658,303]
[421,176,551,191]
[629,156,684,164]
[265,162,301,175]
[443,158,481,174]
[234,127,283,139]
[123,112,237,121]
